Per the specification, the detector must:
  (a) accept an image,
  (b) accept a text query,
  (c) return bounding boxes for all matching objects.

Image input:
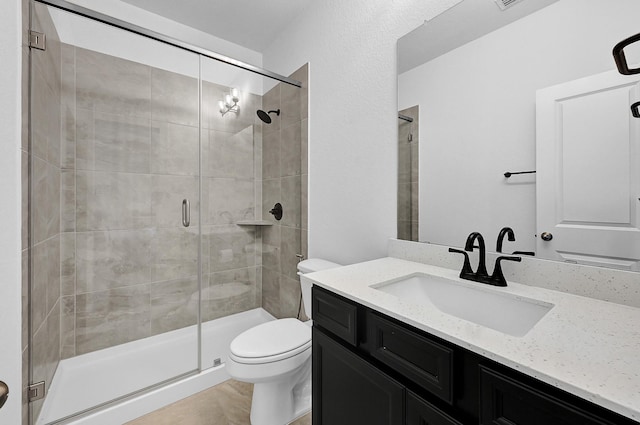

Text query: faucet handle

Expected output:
[490,255,522,287]
[448,248,475,279]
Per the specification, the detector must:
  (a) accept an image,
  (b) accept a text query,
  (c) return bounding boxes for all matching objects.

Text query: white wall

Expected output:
[0,0,23,422]
[262,0,464,265]
[399,0,640,252]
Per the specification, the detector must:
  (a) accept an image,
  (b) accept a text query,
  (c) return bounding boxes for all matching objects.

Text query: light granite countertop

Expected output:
[303,257,640,422]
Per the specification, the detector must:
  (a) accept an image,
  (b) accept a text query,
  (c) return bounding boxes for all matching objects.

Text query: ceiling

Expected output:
[120,0,313,52]
[398,0,559,74]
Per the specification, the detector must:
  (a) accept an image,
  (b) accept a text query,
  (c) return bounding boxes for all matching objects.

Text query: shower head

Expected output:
[257,109,280,124]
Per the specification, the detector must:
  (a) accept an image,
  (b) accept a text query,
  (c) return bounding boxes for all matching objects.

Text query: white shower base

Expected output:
[37,308,274,425]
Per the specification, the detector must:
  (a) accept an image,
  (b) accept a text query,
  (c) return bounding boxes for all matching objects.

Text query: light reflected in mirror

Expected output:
[397,0,640,271]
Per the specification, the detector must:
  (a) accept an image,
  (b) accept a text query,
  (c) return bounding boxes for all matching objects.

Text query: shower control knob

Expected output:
[0,381,8,410]
[540,232,553,241]
[269,203,283,221]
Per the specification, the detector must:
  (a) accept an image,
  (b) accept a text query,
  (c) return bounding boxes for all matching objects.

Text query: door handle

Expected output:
[613,32,640,75]
[0,381,8,410]
[182,199,190,227]
[540,232,553,241]
[631,101,640,118]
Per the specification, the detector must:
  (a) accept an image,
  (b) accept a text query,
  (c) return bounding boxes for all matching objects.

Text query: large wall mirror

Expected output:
[397,0,640,271]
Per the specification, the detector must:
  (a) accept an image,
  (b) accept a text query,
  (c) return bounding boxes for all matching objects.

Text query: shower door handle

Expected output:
[182,199,190,227]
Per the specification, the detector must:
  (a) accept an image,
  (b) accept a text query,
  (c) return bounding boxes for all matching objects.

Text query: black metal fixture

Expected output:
[613,32,640,75]
[269,202,283,221]
[497,227,535,256]
[257,109,280,124]
[504,170,536,178]
[496,227,515,253]
[449,231,521,287]
[631,101,640,118]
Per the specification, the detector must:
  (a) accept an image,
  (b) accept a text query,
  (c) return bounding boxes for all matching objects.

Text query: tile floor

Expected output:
[126,380,311,425]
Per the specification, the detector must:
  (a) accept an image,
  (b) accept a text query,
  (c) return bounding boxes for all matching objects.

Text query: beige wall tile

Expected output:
[204,267,259,321]
[151,68,198,126]
[60,296,76,359]
[207,126,255,179]
[281,83,301,128]
[262,225,281,273]
[76,285,151,355]
[61,170,75,232]
[280,226,301,281]
[76,229,152,293]
[76,171,152,231]
[279,275,302,319]
[150,122,199,176]
[281,176,301,228]
[209,225,256,272]
[261,267,280,318]
[281,122,302,177]
[204,178,254,225]
[262,129,281,180]
[76,47,151,118]
[150,227,199,282]
[60,232,76,296]
[150,277,198,334]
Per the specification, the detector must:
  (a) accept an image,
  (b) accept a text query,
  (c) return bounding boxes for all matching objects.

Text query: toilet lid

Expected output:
[230,318,311,361]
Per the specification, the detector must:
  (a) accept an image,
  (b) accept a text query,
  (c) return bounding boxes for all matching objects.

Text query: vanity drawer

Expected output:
[407,391,462,425]
[366,311,453,404]
[480,366,615,425]
[312,286,359,346]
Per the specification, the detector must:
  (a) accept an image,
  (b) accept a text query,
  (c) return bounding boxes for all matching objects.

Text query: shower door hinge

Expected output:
[29,31,46,51]
[28,382,45,402]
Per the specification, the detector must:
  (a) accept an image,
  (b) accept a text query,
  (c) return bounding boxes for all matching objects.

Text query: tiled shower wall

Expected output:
[58,46,268,357]
[261,64,309,319]
[397,105,419,241]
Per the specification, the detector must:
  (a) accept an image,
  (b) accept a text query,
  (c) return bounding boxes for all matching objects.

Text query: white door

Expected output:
[536,69,640,271]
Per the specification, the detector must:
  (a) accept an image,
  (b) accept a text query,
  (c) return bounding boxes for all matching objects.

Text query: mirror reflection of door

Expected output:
[398,106,419,241]
[537,70,640,270]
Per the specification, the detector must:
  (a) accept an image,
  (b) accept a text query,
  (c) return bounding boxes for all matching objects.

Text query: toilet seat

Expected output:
[230,318,311,365]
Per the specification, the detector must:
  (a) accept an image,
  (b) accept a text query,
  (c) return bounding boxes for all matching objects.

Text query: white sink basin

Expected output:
[372,273,553,337]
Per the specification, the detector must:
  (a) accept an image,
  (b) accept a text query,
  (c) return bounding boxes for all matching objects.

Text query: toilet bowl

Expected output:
[226,258,340,425]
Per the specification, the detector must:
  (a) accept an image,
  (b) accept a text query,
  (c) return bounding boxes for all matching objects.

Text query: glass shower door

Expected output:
[28,3,201,423]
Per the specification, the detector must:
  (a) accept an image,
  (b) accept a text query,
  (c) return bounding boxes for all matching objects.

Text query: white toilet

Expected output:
[226,258,340,425]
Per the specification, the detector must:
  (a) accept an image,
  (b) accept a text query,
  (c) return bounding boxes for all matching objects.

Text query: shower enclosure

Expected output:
[397,106,419,241]
[26,1,307,423]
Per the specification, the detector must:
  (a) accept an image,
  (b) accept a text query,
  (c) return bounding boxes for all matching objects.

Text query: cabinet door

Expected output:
[312,286,359,345]
[407,391,462,425]
[313,327,404,425]
[480,366,613,425]
[366,311,453,404]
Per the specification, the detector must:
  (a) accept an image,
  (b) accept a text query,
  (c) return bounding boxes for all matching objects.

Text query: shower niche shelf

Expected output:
[236,220,274,226]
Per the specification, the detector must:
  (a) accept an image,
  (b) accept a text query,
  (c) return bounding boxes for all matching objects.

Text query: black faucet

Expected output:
[496,227,515,253]
[465,232,489,280]
[496,226,535,256]
[449,231,522,287]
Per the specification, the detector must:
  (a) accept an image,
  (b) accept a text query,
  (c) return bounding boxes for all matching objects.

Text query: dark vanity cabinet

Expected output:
[311,286,638,425]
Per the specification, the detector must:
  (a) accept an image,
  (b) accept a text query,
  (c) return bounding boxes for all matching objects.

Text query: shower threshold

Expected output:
[36,308,274,425]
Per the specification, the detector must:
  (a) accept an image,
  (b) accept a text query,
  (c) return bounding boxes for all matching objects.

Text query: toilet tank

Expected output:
[297,259,341,319]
